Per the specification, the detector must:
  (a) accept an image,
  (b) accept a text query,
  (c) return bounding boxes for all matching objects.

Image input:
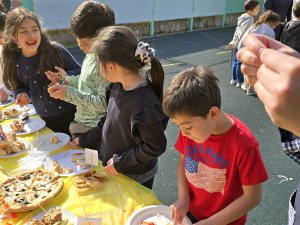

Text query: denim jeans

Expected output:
[231,49,244,83]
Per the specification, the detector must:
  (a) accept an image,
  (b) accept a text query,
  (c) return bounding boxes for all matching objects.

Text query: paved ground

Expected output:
[69,27,300,225]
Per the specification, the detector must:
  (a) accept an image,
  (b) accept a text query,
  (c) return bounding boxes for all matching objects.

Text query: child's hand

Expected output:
[170,199,189,225]
[103,158,119,176]
[69,137,80,148]
[0,88,8,102]
[16,92,31,107]
[229,41,236,49]
[45,66,68,84]
[48,84,67,100]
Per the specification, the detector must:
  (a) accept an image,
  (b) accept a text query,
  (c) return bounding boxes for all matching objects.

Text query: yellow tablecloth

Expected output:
[0,108,160,225]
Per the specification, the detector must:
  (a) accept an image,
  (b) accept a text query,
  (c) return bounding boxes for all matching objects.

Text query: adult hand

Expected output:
[103,158,119,176]
[16,92,31,107]
[170,199,189,225]
[48,84,67,100]
[45,66,68,84]
[0,88,8,102]
[238,34,300,136]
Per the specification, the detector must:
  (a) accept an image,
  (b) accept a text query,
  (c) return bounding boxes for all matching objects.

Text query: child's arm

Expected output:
[58,44,81,76]
[195,183,263,225]
[170,154,190,225]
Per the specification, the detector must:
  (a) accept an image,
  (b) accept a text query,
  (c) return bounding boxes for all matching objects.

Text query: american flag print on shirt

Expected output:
[185,156,227,195]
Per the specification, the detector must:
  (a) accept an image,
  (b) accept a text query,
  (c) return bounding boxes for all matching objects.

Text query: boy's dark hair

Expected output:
[293,2,300,18]
[244,0,259,12]
[71,1,115,38]
[163,65,221,118]
[0,12,6,32]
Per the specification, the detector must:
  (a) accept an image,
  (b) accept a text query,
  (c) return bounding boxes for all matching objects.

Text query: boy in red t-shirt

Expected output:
[163,65,268,225]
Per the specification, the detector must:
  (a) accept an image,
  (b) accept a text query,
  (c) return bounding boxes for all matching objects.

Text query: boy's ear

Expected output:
[209,106,219,119]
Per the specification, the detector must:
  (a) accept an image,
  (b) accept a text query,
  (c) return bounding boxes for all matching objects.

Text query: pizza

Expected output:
[0,169,64,212]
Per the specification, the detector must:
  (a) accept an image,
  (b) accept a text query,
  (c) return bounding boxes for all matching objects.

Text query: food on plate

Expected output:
[70,152,85,162]
[4,108,21,118]
[50,136,60,144]
[73,170,107,194]
[140,222,155,225]
[9,119,25,132]
[26,207,70,225]
[0,169,64,212]
[41,207,62,225]
[0,140,25,156]
[51,160,73,174]
[9,131,17,141]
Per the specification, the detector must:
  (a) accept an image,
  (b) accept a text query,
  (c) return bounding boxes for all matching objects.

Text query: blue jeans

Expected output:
[231,49,244,83]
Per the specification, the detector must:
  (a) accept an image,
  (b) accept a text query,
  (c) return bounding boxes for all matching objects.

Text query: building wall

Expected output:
[23,0,264,45]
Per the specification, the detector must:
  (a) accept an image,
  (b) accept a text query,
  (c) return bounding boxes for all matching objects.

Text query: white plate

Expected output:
[3,104,36,118]
[3,118,46,136]
[0,138,31,158]
[126,205,192,225]
[25,206,78,224]
[0,96,15,107]
[44,150,91,176]
[31,132,70,153]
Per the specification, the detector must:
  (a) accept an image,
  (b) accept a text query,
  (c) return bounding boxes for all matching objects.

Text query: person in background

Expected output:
[70,26,168,189]
[263,0,293,40]
[0,3,11,102]
[2,7,81,135]
[46,1,114,139]
[280,2,300,54]
[238,10,281,95]
[0,0,10,13]
[229,0,260,89]
[163,65,268,225]
[237,33,300,225]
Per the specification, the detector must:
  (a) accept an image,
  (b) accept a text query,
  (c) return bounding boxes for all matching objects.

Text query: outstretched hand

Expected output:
[45,66,68,84]
[48,84,67,100]
[16,92,31,107]
[237,34,300,136]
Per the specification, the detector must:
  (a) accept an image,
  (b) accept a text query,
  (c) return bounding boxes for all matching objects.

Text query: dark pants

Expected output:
[187,211,198,223]
[294,180,300,225]
[42,109,75,137]
[231,49,244,83]
[141,177,154,190]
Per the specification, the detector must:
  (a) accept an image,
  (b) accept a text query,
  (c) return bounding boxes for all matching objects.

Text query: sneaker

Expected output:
[230,79,237,85]
[241,83,248,92]
[246,86,256,96]
[236,82,243,88]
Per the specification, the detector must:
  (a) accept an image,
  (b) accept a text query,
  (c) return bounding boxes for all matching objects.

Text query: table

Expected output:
[0,106,161,225]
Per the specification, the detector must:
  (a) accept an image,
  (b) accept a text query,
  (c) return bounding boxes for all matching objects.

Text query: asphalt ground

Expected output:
[69,27,300,225]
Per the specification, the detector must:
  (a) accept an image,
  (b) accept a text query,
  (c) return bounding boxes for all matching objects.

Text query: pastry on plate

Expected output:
[4,107,21,118]
[9,119,25,132]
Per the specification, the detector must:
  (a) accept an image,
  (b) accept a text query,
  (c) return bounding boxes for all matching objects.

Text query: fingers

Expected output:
[237,47,261,68]
[259,48,300,75]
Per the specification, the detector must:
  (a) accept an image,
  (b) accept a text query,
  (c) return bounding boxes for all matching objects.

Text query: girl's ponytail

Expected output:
[146,57,164,103]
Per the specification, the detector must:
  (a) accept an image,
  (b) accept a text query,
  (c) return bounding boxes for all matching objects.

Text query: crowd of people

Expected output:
[0,0,299,224]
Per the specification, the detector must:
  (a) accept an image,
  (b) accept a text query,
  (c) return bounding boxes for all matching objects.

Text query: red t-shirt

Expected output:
[175,115,268,225]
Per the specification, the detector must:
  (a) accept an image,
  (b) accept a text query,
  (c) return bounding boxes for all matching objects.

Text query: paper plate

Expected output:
[126,205,192,225]
[44,150,91,176]
[3,104,36,119]
[31,132,70,153]
[0,96,15,107]
[25,207,78,224]
[3,118,46,135]
[0,138,31,158]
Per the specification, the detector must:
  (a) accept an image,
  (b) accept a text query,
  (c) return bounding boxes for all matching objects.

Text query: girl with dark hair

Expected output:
[2,7,81,135]
[68,26,168,189]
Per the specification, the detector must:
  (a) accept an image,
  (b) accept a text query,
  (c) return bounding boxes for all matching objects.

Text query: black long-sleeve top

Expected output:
[79,82,168,176]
